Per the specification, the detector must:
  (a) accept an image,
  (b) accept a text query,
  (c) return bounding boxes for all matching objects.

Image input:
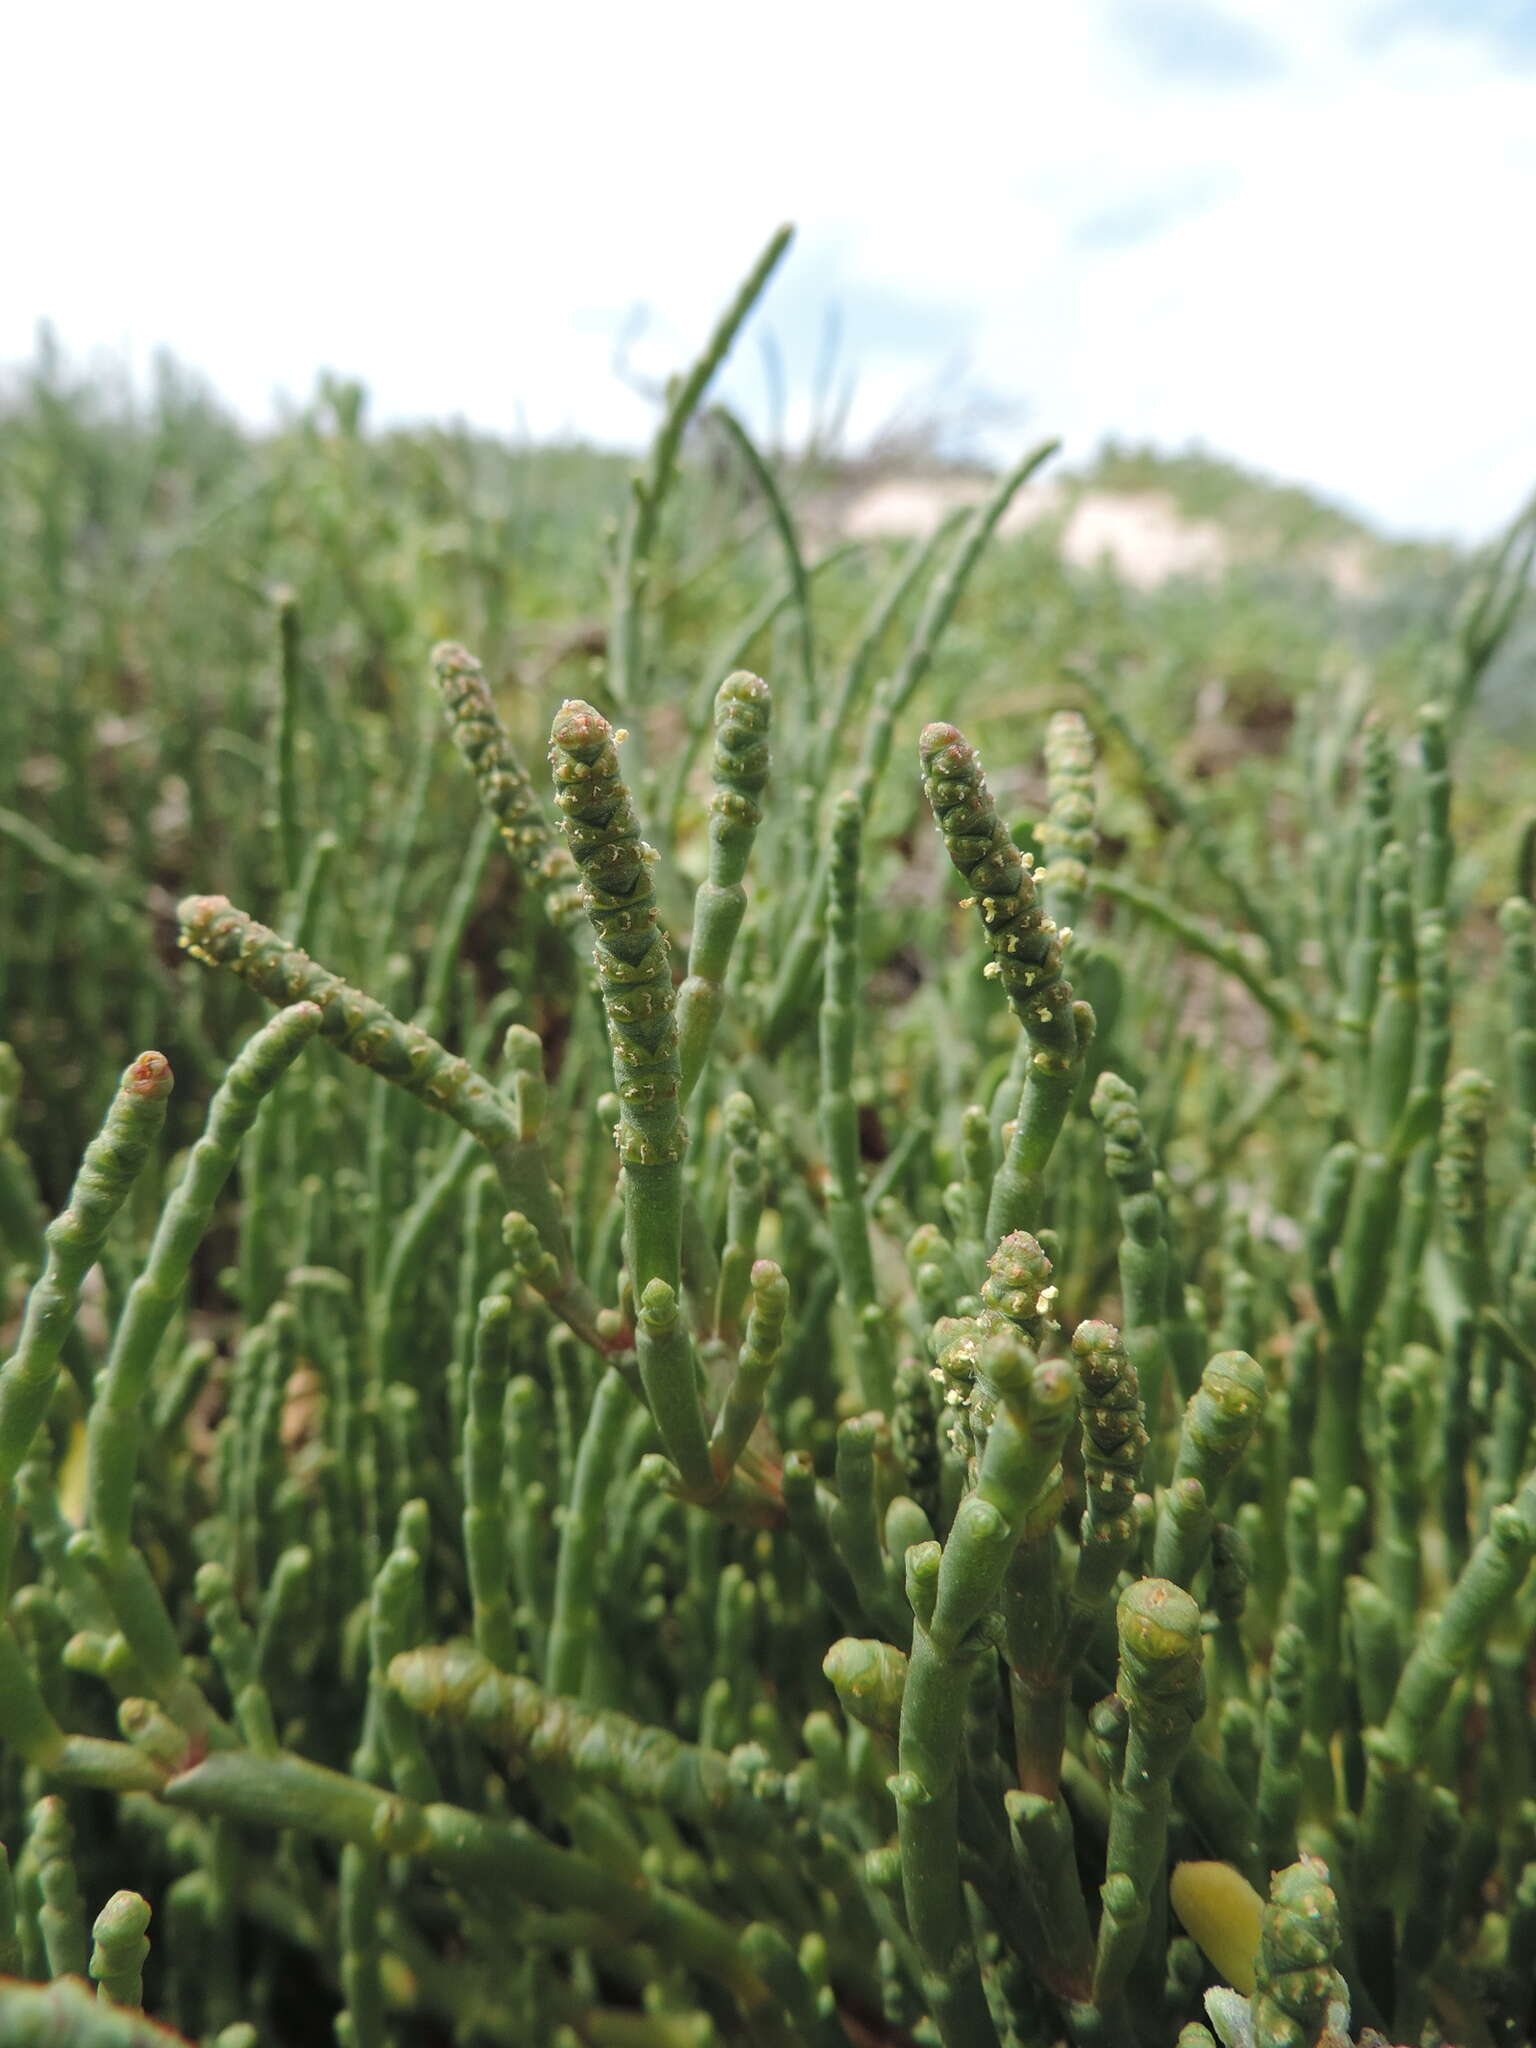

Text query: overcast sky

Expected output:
[6,0,1534,541]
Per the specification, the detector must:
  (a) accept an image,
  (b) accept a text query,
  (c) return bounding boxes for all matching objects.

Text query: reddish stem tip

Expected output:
[125,1051,174,1100]
[550,699,612,756]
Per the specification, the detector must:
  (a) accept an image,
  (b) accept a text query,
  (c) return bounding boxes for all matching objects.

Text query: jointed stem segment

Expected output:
[919,721,1091,1243]
[430,641,584,932]
[677,671,772,1105]
[0,1053,172,1498]
[177,895,604,1348]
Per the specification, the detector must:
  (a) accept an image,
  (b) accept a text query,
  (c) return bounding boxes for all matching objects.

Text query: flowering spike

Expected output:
[920,721,1090,1239]
[430,641,584,930]
[0,1053,172,1497]
[676,671,772,1103]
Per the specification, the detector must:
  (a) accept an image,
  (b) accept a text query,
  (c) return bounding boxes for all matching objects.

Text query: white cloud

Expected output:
[5,0,1533,538]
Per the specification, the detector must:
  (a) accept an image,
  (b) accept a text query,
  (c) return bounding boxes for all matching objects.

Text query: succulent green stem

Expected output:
[90,1889,152,2008]
[1091,1074,1174,1442]
[25,1735,795,2044]
[546,1370,633,1699]
[392,1639,788,1838]
[919,721,1089,1244]
[1038,708,1097,939]
[895,1336,1077,2047]
[1250,1858,1345,2048]
[0,1052,172,1497]
[635,1279,713,1499]
[1066,1320,1149,1656]
[463,1294,519,1672]
[676,672,771,1104]
[1153,1350,1266,1587]
[177,896,601,1345]
[708,1259,789,1485]
[431,639,585,930]
[88,1006,320,1559]
[272,588,303,893]
[1093,1579,1205,2023]
[550,701,684,1301]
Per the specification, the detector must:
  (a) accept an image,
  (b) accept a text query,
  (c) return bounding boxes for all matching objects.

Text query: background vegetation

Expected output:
[1,249,1534,2048]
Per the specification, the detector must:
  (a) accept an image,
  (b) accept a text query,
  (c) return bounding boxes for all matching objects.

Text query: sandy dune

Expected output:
[830,474,1369,592]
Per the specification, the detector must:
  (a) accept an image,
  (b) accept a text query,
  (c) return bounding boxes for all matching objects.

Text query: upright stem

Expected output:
[0,1053,172,1498]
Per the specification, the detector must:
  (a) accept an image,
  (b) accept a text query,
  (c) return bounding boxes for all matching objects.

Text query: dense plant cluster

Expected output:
[1,233,1535,2047]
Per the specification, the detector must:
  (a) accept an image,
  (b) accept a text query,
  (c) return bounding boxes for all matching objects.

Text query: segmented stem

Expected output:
[1093,1580,1205,2013]
[431,640,584,931]
[676,671,772,1103]
[90,1889,152,2008]
[920,721,1088,1242]
[391,1639,785,1837]
[895,1341,1077,2048]
[88,1006,320,1558]
[0,1053,172,1496]
[550,701,683,1300]
[1067,1320,1148,1647]
[1250,1859,1344,2048]
[1038,709,1096,938]
[179,894,602,1346]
